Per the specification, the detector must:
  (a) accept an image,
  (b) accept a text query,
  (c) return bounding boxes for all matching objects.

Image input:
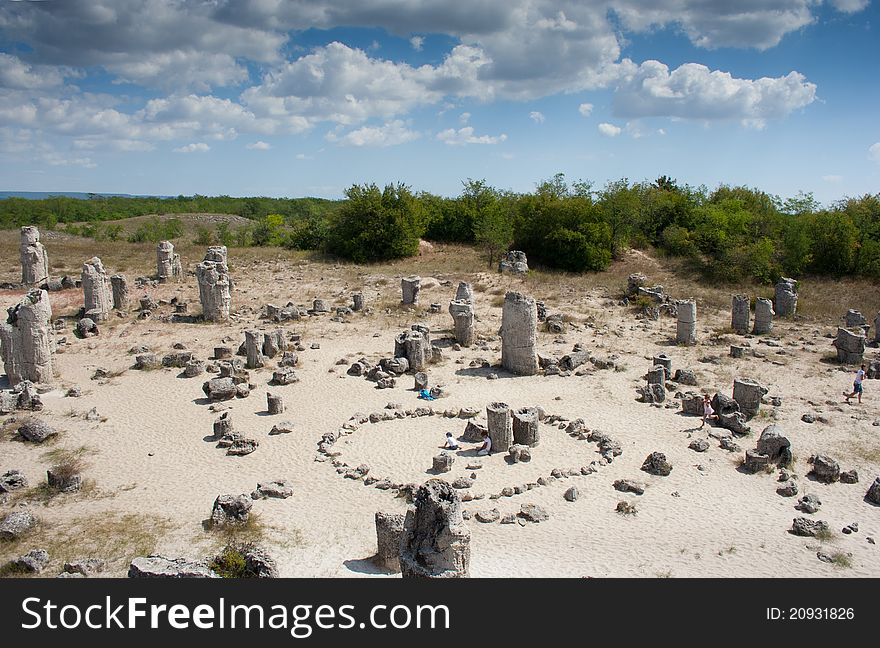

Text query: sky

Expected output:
[0,0,878,205]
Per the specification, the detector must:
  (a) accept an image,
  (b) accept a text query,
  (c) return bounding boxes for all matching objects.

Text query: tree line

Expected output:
[3,177,879,283]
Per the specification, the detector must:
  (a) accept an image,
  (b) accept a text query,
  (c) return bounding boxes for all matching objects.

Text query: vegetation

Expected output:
[4,178,879,284]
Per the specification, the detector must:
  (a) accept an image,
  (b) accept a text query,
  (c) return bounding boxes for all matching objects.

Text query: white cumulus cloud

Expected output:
[436,126,507,145]
[529,111,545,124]
[598,122,621,137]
[326,120,420,147]
[173,142,210,153]
[578,102,594,117]
[246,141,272,150]
[410,36,424,51]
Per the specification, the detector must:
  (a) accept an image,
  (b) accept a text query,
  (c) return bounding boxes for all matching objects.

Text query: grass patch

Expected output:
[815,527,837,543]
[829,552,853,569]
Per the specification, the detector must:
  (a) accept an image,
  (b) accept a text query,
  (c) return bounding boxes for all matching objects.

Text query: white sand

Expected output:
[1,258,878,578]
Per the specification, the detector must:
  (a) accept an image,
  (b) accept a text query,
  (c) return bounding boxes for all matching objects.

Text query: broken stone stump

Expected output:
[399,480,470,578]
[110,274,130,312]
[210,494,252,527]
[512,406,539,447]
[753,298,774,334]
[401,276,421,305]
[244,330,265,369]
[266,393,284,415]
[775,278,798,317]
[81,257,112,322]
[731,294,750,334]
[196,247,231,322]
[433,453,454,473]
[414,372,428,391]
[486,401,512,453]
[374,512,405,572]
[0,289,55,385]
[20,226,49,286]
[833,327,865,364]
[733,377,767,418]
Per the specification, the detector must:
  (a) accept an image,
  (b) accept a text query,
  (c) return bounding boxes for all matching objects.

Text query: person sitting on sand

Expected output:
[444,431,459,450]
[701,394,717,427]
[845,364,867,404]
[477,431,492,456]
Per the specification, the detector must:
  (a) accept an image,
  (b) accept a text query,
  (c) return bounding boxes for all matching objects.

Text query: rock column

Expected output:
[676,300,696,345]
[20,226,49,287]
[501,292,538,375]
[512,407,539,447]
[0,289,55,384]
[157,241,175,282]
[352,292,365,311]
[244,330,264,369]
[449,300,475,347]
[834,327,865,364]
[375,512,405,572]
[753,298,774,334]
[454,282,474,303]
[731,294,750,334]
[196,247,231,322]
[81,257,112,322]
[486,402,512,453]
[394,329,430,372]
[401,276,421,305]
[399,480,470,578]
[110,274,130,312]
[774,278,798,317]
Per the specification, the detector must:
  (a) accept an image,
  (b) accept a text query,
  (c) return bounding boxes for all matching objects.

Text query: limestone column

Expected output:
[512,407,539,447]
[375,512,405,572]
[196,247,231,322]
[501,291,538,375]
[244,330,264,369]
[731,294,750,334]
[81,257,112,322]
[401,276,421,305]
[0,289,54,384]
[486,402,512,453]
[676,300,696,345]
[110,274,130,311]
[157,241,175,282]
[449,300,475,347]
[399,480,470,578]
[753,298,774,334]
[20,226,49,286]
[733,377,767,418]
[774,278,798,317]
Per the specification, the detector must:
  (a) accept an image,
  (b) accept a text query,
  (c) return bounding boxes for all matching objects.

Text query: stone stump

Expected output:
[244,330,265,369]
[401,276,421,305]
[196,247,231,322]
[454,282,474,303]
[0,289,55,384]
[501,292,538,376]
[753,298,774,334]
[676,300,696,345]
[394,329,430,372]
[20,226,49,286]
[352,292,365,311]
[82,257,112,322]
[156,241,177,282]
[774,278,798,317]
[512,407,539,447]
[213,413,233,438]
[110,275,130,311]
[499,250,528,274]
[399,480,470,578]
[375,512,405,572]
[646,365,666,388]
[834,327,865,364]
[845,309,867,328]
[266,393,284,415]
[486,402,512,453]
[652,353,672,378]
[731,294,750,334]
[733,378,768,418]
[432,453,454,473]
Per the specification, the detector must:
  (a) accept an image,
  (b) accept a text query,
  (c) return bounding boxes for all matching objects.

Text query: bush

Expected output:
[326,183,424,262]
[193,225,215,246]
[209,545,248,578]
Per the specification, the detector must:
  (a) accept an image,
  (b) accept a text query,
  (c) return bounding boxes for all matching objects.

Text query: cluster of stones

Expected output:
[538,344,618,377]
[679,377,769,437]
[0,289,55,385]
[196,246,231,322]
[201,357,260,400]
[742,424,792,474]
[0,380,44,415]
[20,226,50,287]
[156,240,182,283]
[317,406,617,505]
[637,355,698,405]
[499,250,529,274]
[133,346,207,379]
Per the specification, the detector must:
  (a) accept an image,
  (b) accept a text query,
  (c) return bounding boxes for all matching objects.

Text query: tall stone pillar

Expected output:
[196,247,231,322]
[731,294,750,334]
[399,480,470,578]
[676,300,696,345]
[82,257,112,322]
[0,289,55,384]
[501,291,538,375]
[20,226,49,286]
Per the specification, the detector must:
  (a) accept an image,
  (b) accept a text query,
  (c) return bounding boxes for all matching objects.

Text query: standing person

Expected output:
[476,430,492,456]
[844,364,867,404]
[701,394,716,427]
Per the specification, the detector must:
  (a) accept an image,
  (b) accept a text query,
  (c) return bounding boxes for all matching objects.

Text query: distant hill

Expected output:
[0,191,169,200]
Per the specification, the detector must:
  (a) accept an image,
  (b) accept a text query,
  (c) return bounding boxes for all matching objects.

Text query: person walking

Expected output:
[844,364,867,404]
[701,394,717,427]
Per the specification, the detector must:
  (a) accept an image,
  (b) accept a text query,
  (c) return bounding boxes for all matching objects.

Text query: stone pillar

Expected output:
[0,289,55,385]
[244,330,264,369]
[676,300,696,345]
[647,365,666,388]
[449,300,475,347]
[731,294,750,334]
[774,278,798,317]
[501,291,538,376]
[454,282,473,303]
[352,292,365,311]
[213,413,233,438]
[375,512,405,572]
[753,298,774,334]
[732,378,768,419]
[312,299,328,313]
[266,393,284,415]
[157,241,175,282]
[844,309,867,328]
[486,402,512,453]
[81,257,112,322]
[834,327,865,364]
[20,226,49,286]
[512,407,539,447]
[262,330,286,359]
[394,329,429,371]
[399,480,470,578]
[110,274,130,312]
[652,353,672,379]
[401,276,421,305]
[196,248,231,322]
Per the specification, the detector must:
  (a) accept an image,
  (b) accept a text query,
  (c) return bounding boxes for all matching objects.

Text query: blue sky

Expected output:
[0,0,877,205]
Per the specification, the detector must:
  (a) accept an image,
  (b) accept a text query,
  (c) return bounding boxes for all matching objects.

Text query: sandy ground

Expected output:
[1,247,879,578]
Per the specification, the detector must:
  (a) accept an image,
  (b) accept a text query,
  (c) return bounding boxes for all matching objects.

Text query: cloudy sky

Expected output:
[0,0,877,203]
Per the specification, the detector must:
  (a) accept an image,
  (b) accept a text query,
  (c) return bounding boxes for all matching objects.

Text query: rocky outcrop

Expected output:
[399,479,470,578]
[128,555,218,578]
[0,289,55,384]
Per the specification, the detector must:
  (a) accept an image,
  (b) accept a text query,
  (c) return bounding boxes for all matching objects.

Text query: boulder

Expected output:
[808,454,840,484]
[128,555,218,578]
[641,452,672,476]
[210,494,253,526]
